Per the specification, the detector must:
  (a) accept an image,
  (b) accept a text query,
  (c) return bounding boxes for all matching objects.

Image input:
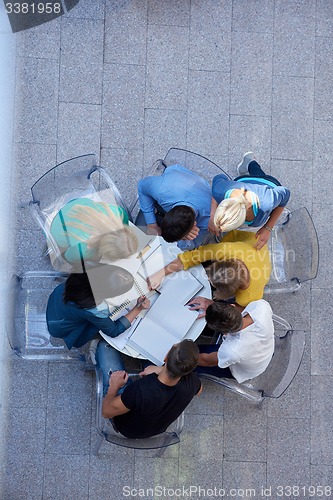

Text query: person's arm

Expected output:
[102,371,131,419]
[208,197,219,235]
[138,177,160,226]
[197,351,219,367]
[254,205,285,250]
[187,296,214,319]
[148,257,184,290]
[123,296,150,323]
[139,365,163,377]
[87,297,150,338]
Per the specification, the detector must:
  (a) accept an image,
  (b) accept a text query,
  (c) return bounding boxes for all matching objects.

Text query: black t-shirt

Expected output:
[113,372,201,439]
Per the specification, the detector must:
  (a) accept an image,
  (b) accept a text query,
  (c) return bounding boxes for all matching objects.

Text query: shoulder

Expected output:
[244,299,273,321]
[179,372,202,394]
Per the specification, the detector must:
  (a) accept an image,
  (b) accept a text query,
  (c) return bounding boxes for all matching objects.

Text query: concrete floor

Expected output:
[1,0,333,499]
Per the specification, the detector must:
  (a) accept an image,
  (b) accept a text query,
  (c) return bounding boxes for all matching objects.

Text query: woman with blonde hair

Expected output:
[209,152,290,250]
[50,198,138,266]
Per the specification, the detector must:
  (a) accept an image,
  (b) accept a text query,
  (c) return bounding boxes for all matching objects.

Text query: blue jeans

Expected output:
[96,340,133,397]
[234,160,281,186]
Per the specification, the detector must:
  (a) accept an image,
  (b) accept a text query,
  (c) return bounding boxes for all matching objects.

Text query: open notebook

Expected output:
[126,270,203,365]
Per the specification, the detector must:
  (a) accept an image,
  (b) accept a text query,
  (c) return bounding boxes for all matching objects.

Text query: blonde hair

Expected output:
[64,202,138,262]
[214,190,247,232]
[206,259,249,300]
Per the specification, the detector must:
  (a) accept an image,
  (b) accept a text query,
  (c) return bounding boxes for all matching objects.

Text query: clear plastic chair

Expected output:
[6,271,86,362]
[265,207,319,293]
[93,366,184,457]
[198,314,305,403]
[129,147,231,220]
[30,154,132,271]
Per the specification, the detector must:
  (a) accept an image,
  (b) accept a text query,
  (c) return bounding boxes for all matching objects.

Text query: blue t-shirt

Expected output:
[212,173,290,227]
[138,164,211,230]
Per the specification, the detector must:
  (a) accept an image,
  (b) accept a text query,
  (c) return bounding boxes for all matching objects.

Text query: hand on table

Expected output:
[183,222,200,241]
[187,296,214,319]
[254,226,270,250]
[136,296,150,310]
[109,370,128,390]
[147,269,165,291]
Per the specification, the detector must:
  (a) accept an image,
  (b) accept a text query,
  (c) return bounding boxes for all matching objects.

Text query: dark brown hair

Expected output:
[205,302,242,334]
[166,339,199,378]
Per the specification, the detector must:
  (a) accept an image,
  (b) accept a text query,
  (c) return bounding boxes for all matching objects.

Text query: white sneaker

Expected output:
[89,338,100,365]
[237,151,255,176]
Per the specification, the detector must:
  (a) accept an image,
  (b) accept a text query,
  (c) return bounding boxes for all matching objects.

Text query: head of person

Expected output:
[65,202,139,262]
[160,205,196,242]
[205,302,243,334]
[95,227,138,262]
[214,189,247,232]
[164,339,199,378]
[63,264,134,308]
[206,259,249,300]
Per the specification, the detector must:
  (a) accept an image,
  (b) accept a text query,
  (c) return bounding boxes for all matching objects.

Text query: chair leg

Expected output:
[155,434,174,458]
[93,434,104,456]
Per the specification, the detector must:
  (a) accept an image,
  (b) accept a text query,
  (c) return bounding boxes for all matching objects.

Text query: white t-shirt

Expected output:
[217,299,275,383]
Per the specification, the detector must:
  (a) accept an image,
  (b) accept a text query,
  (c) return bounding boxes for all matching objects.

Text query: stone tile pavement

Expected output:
[1,0,333,499]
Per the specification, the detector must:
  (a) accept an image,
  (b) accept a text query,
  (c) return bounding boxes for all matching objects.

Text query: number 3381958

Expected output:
[5,3,62,14]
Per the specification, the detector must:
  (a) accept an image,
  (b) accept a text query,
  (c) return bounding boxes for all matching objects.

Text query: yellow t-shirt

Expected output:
[178,230,272,307]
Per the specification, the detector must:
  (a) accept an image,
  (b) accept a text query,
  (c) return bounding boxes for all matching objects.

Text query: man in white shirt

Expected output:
[194,299,275,383]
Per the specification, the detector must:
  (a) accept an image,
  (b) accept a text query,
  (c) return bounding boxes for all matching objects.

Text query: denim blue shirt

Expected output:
[46,283,131,349]
[138,164,212,230]
[212,173,290,227]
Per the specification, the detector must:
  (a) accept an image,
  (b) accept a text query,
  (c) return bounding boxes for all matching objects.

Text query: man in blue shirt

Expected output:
[137,164,212,250]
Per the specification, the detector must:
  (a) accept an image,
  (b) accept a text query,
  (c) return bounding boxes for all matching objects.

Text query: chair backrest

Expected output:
[198,314,305,402]
[93,366,184,456]
[6,271,86,362]
[265,207,319,293]
[163,147,231,183]
[130,147,231,221]
[30,154,133,270]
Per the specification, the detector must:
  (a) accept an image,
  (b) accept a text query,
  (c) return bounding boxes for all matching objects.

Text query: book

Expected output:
[126,271,203,365]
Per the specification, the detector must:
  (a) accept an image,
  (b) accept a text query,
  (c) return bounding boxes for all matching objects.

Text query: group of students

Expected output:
[46,152,290,439]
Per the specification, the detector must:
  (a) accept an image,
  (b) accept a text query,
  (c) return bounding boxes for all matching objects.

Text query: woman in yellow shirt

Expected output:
[148,230,271,307]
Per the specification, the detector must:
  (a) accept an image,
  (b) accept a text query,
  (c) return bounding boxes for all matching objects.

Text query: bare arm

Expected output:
[197,351,218,367]
[148,257,184,290]
[208,197,219,235]
[254,206,285,250]
[102,371,131,419]
[139,365,163,377]
[123,296,150,323]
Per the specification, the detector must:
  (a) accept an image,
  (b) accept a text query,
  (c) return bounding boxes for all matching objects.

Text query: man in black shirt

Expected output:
[98,339,202,439]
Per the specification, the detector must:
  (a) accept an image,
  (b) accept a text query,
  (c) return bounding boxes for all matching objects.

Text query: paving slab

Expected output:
[311,376,333,464]
[104,0,148,65]
[14,57,59,144]
[57,102,101,163]
[43,454,90,500]
[187,69,229,160]
[232,0,274,33]
[230,31,273,117]
[272,76,314,160]
[148,0,190,27]
[274,0,316,35]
